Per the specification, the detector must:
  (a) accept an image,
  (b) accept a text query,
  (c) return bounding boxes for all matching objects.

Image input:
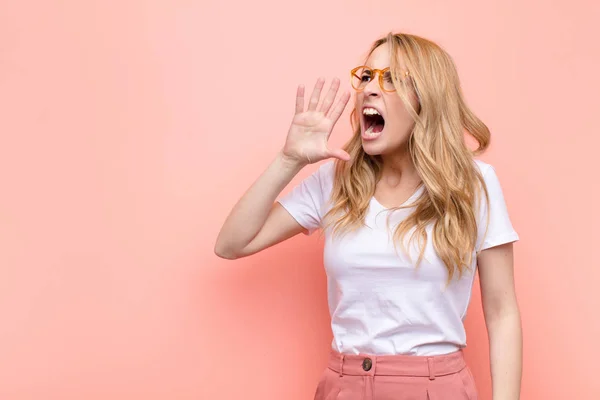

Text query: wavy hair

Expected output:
[322,32,491,283]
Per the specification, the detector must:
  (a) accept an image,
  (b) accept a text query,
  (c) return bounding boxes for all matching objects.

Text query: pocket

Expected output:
[313,367,340,400]
[458,367,479,400]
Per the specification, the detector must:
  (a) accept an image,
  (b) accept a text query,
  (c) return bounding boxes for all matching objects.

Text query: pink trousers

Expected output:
[314,348,478,400]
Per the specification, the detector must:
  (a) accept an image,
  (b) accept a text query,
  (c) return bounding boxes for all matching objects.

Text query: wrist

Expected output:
[276,150,307,172]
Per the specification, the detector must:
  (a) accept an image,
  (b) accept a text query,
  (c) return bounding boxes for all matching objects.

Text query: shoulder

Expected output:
[472,159,511,207]
[286,159,336,202]
[316,159,336,177]
[473,158,494,177]
[310,160,338,206]
[311,159,336,189]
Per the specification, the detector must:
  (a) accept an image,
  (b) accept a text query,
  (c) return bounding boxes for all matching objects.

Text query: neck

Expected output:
[379,147,421,189]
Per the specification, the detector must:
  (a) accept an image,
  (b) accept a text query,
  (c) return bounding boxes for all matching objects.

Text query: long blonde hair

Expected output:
[323,32,491,283]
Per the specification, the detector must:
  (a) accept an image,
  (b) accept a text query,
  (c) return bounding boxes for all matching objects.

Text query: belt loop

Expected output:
[427,357,435,380]
[339,354,344,377]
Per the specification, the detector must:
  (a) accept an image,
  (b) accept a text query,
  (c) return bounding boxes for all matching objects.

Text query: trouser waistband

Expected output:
[327,348,466,380]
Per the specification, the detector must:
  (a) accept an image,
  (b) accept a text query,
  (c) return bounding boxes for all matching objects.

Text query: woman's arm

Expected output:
[477,242,523,400]
[214,78,350,259]
[214,152,308,259]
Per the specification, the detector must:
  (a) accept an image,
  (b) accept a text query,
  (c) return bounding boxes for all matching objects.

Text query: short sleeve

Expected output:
[476,163,520,251]
[277,161,334,235]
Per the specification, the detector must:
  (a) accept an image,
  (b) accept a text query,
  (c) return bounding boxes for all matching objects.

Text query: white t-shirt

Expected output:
[277,159,519,356]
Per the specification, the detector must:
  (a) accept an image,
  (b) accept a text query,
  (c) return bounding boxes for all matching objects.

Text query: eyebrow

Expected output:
[365,66,389,70]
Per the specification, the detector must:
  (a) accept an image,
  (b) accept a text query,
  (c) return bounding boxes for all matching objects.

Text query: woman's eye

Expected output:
[361,74,372,82]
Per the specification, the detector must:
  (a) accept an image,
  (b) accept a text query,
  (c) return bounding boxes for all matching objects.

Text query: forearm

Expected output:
[214,151,305,256]
[487,309,523,400]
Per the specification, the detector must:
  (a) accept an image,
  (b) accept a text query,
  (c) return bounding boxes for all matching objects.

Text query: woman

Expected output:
[215,32,522,400]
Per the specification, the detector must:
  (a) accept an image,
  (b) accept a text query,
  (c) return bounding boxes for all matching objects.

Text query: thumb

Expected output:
[327,148,351,161]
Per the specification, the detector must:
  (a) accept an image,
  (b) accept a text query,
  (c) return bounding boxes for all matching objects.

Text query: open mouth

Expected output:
[363,107,385,137]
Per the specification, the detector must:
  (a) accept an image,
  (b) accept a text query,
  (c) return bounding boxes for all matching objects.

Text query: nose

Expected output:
[363,76,381,97]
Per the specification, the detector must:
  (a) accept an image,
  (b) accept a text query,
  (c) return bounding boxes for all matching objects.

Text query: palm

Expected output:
[287,112,333,158]
[282,77,351,164]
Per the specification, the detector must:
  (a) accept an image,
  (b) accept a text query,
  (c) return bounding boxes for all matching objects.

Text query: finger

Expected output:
[318,78,340,114]
[307,77,325,111]
[327,147,351,161]
[327,90,351,124]
[295,85,305,115]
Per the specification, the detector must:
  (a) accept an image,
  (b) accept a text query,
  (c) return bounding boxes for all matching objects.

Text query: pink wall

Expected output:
[1,1,599,399]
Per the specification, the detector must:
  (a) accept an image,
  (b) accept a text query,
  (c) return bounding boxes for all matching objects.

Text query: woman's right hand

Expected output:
[281,77,352,166]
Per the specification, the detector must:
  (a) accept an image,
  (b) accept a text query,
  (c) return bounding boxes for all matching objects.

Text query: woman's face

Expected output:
[355,43,419,156]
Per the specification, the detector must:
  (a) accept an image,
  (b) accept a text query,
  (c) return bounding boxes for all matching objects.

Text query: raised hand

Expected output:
[281,77,351,165]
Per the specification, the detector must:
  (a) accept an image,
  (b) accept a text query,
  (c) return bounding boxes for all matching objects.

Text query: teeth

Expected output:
[364,125,378,137]
[363,108,380,116]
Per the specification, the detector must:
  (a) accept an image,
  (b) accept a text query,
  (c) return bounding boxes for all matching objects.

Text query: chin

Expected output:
[361,140,386,156]
[361,136,409,158]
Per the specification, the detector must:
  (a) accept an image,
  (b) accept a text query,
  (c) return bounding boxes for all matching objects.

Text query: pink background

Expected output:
[1,1,599,399]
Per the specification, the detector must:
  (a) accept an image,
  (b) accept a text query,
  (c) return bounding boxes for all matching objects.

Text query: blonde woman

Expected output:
[215,32,522,400]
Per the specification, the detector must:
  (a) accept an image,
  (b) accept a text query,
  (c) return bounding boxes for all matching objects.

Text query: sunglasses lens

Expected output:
[351,67,372,90]
[381,70,395,92]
